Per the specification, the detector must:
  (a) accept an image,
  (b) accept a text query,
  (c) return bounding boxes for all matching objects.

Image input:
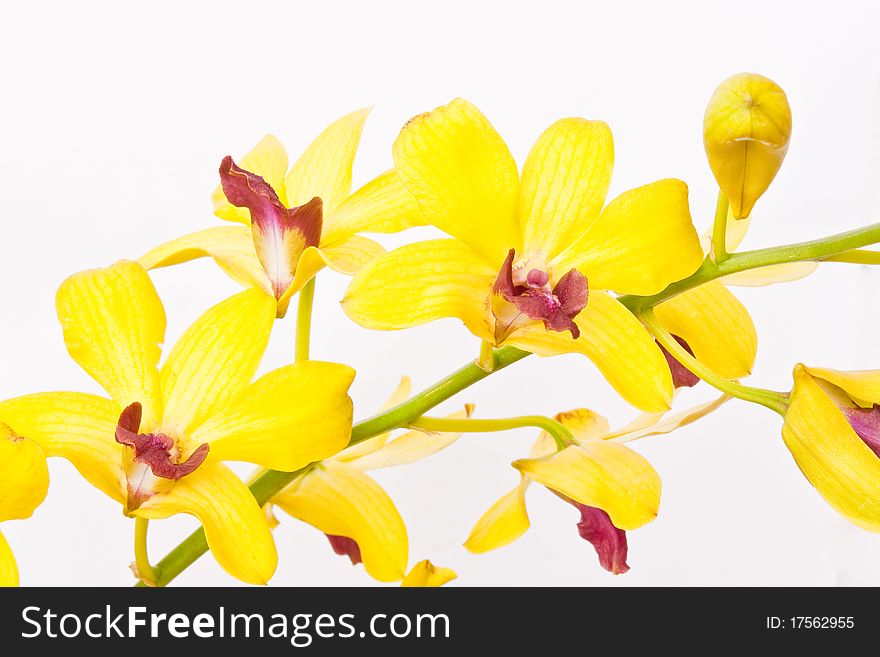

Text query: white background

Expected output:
[2,0,880,586]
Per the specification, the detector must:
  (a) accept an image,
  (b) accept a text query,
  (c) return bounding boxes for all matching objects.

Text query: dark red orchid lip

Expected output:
[841,403,880,457]
[492,248,588,342]
[657,334,700,389]
[219,156,323,299]
[115,402,209,481]
[325,534,362,566]
[574,502,630,575]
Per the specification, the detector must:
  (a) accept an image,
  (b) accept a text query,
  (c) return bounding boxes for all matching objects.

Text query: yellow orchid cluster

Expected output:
[3,71,880,587]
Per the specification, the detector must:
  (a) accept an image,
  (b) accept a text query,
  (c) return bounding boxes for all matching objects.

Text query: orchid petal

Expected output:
[464,477,531,553]
[0,532,17,587]
[0,424,49,522]
[212,134,289,224]
[401,560,457,587]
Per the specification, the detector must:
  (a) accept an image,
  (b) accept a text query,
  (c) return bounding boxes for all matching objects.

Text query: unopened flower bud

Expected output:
[703,73,792,219]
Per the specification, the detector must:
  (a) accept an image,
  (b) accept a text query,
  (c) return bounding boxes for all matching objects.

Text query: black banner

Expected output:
[0,587,871,653]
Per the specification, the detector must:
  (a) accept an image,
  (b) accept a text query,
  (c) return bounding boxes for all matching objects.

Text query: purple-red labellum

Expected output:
[842,404,880,458]
[219,156,323,298]
[492,249,588,342]
[325,534,362,565]
[657,334,700,389]
[115,403,209,481]
[574,503,630,575]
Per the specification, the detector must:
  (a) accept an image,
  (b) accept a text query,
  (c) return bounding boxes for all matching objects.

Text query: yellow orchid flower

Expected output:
[401,560,457,587]
[465,398,726,573]
[782,364,880,531]
[272,378,469,583]
[343,98,706,411]
[139,108,425,317]
[0,261,355,585]
[0,424,49,586]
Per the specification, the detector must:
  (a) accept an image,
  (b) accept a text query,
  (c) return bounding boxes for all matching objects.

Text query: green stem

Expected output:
[621,221,880,313]
[825,249,880,265]
[133,518,158,586]
[135,345,531,587]
[411,415,574,450]
[641,310,788,415]
[295,278,316,363]
[711,192,730,263]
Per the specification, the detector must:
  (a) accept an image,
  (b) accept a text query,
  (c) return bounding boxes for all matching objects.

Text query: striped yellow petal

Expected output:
[0,532,17,587]
[0,424,48,522]
[608,394,729,443]
[56,261,165,428]
[804,367,880,409]
[135,461,277,584]
[320,235,385,275]
[139,225,272,296]
[336,377,412,462]
[508,291,673,411]
[654,281,757,379]
[212,134,289,224]
[519,118,613,261]
[514,441,661,530]
[159,289,275,437]
[401,560,457,587]
[284,108,371,212]
[722,261,818,287]
[530,408,610,458]
[344,406,470,471]
[324,169,426,242]
[464,477,531,553]
[274,460,408,582]
[393,98,520,263]
[782,365,880,531]
[554,180,703,296]
[192,362,354,472]
[0,393,124,503]
[342,239,495,340]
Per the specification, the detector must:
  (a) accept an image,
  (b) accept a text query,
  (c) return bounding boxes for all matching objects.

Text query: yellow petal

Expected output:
[344,406,470,471]
[336,377,412,462]
[342,239,494,340]
[192,361,355,471]
[508,291,673,411]
[721,261,818,287]
[56,261,165,428]
[139,225,272,296]
[0,424,49,522]
[0,531,18,587]
[654,281,757,379]
[159,289,276,437]
[804,367,880,408]
[393,98,520,263]
[135,461,277,584]
[320,235,386,275]
[324,169,426,242]
[284,108,371,212]
[464,477,530,553]
[519,118,613,261]
[401,560,457,587]
[212,134,289,224]
[609,394,729,443]
[530,408,610,458]
[514,441,661,530]
[704,73,792,219]
[782,365,880,531]
[274,461,407,582]
[554,180,703,296]
[0,393,124,503]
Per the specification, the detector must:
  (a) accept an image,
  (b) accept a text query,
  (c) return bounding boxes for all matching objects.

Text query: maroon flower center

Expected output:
[492,248,588,342]
[656,335,700,389]
[115,402,209,481]
[841,404,880,457]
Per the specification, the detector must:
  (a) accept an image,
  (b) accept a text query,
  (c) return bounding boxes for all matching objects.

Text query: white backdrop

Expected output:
[2,0,879,586]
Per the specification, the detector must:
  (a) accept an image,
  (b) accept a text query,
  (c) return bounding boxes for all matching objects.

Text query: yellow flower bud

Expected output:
[703,73,792,219]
